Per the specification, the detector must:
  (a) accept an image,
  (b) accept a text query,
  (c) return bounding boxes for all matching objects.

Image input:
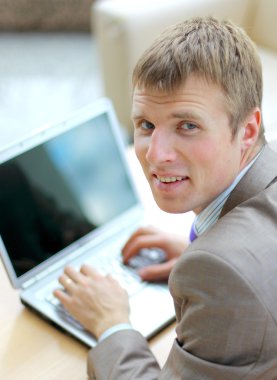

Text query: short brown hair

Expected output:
[132,16,265,143]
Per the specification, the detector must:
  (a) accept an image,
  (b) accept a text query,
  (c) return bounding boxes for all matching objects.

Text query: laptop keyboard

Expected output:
[89,254,145,295]
[44,248,165,329]
[45,249,145,307]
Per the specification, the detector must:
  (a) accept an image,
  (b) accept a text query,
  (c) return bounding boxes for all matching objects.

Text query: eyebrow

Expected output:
[171,111,203,122]
[131,110,204,124]
[131,112,144,121]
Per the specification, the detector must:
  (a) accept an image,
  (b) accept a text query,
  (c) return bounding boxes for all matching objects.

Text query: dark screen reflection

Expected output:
[0,115,137,277]
[0,162,94,276]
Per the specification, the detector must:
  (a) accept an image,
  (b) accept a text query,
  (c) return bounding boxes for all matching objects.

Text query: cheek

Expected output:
[134,139,142,159]
[189,140,220,167]
[189,139,235,179]
[134,137,148,167]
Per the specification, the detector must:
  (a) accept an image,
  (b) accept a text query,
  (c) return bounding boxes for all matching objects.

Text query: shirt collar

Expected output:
[192,149,262,238]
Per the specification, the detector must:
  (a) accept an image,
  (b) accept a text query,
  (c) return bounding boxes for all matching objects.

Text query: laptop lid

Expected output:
[0,98,143,290]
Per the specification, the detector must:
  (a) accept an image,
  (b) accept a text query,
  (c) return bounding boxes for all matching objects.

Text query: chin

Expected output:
[154,199,190,214]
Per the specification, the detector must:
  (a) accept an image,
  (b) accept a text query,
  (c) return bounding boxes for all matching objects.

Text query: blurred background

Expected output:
[0,0,276,148]
[0,0,103,148]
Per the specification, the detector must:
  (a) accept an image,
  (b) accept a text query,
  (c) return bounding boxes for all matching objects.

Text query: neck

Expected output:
[240,142,262,171]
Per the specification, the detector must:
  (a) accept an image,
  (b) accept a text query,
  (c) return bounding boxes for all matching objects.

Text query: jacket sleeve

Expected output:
[161,250,269,379]
[87,250,269,380]
[87,329,160,380]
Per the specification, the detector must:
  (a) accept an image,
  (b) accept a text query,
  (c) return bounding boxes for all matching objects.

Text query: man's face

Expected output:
[132,75,247,214]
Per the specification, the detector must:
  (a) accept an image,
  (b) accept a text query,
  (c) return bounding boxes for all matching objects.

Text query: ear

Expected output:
[240,107,261,150]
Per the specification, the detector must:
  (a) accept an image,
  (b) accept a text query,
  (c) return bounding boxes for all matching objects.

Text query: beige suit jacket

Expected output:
[87,144,277,380]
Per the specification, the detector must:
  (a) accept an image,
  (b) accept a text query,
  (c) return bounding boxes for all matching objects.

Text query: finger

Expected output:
[58,273,76,292]
[105,273,126,290]
[138,259,178,282]
[123,234,168,263]
[53,288,71,304]
[64,265,84,283]
[122,226,158,253]
[80,264,102,279]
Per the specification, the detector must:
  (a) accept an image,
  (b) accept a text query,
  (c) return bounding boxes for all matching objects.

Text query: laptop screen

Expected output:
[0,109,138,278]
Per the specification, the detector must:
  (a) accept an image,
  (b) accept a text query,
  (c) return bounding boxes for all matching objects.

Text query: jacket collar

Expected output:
[220,144,277,218]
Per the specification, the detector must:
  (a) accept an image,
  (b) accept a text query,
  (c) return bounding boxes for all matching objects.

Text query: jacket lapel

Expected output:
[220,144,277,218]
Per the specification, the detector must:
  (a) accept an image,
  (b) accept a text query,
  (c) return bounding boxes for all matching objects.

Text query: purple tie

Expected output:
[189,223,197,243]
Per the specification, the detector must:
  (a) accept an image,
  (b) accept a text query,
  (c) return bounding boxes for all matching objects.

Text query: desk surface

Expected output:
[0,149,193,380]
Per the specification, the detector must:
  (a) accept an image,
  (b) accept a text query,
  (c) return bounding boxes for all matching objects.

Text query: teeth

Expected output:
[157,176,184,183]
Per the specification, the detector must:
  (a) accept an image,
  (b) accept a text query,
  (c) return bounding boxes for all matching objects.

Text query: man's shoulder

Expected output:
[173,181,277,320]
[189,180,277,266]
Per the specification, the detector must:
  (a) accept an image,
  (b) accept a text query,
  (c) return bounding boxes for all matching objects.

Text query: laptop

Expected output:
[0,98,175,347]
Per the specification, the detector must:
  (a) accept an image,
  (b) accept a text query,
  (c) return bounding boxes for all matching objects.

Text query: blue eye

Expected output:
[181,122,197,130]
[141,120,155,130]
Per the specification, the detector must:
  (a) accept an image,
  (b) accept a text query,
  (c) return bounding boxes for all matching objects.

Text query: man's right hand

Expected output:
[122,226,188,282]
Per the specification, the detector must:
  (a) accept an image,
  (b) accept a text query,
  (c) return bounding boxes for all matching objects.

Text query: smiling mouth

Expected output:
[156,175,187,183]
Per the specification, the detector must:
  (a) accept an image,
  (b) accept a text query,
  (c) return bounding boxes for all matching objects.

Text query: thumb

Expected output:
[138,259,177,282]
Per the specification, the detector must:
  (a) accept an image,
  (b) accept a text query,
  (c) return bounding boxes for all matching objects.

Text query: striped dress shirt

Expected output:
[190,149,262,241]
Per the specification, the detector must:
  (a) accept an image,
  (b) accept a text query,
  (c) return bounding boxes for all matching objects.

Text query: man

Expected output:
[54,17,277,379]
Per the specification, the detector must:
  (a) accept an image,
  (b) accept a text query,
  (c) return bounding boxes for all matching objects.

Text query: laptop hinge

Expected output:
[22,277,36,289]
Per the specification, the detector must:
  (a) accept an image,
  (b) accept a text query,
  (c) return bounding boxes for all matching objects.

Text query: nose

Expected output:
[146,128,176,165]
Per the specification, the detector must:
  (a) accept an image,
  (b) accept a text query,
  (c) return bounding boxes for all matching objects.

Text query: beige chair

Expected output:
[92,0,277,142]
